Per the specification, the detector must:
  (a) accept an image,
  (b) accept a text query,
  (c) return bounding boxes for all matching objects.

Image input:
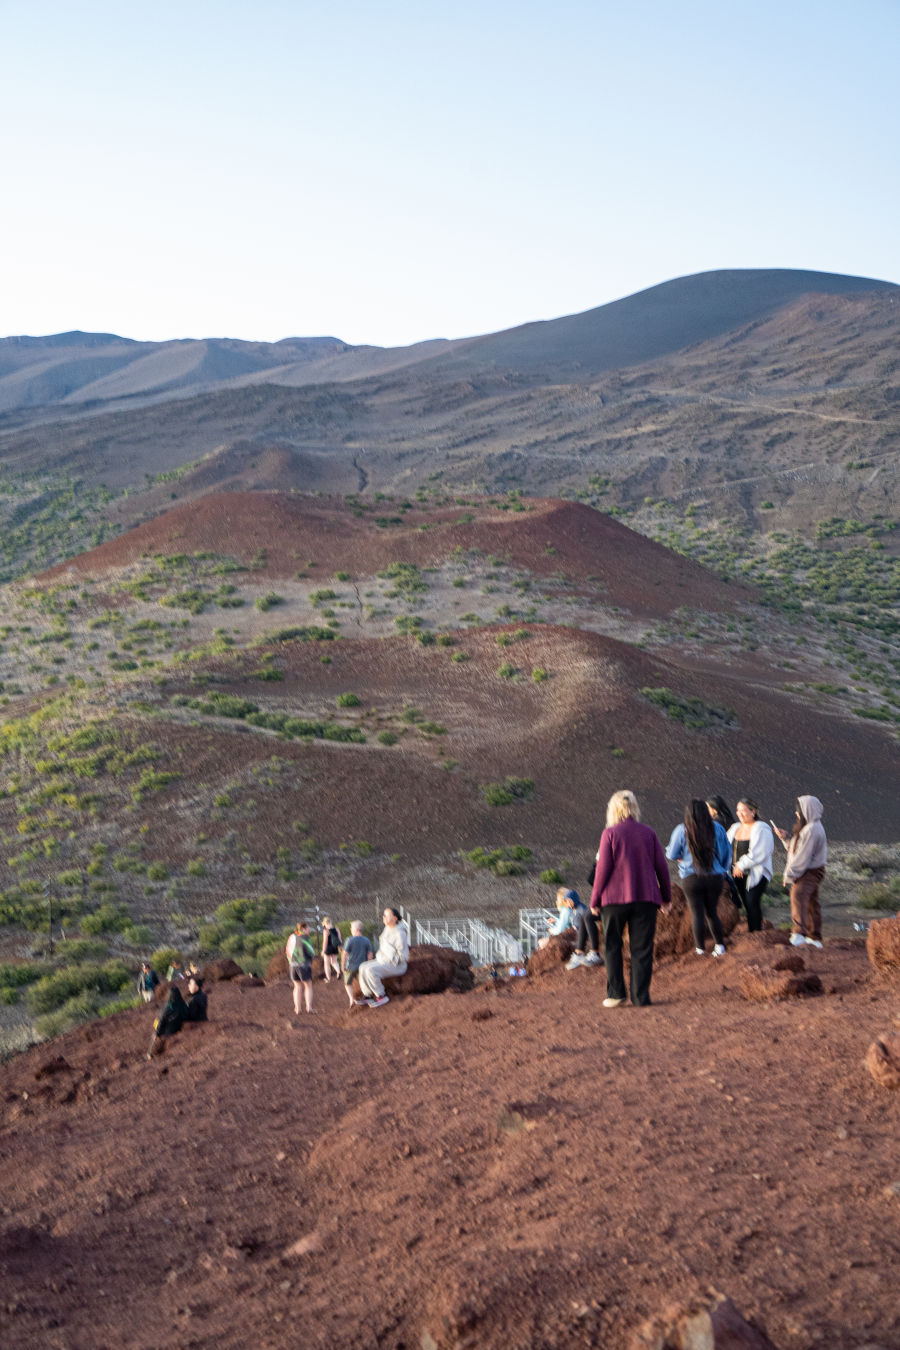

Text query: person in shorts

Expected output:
[286,921,315,1015]
[341,920,374,1008]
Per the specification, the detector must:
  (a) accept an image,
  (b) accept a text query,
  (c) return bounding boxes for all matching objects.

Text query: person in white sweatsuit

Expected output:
[357,907,409,1005]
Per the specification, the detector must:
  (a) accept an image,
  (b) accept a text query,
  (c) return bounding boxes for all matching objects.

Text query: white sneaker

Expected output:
[565,953,585,970]
[712,944,726,957]
[695,947,706,956]
[789,933,807,947]
[806,938,823,949]
[583,951,602,966]
[602,997,626,1008]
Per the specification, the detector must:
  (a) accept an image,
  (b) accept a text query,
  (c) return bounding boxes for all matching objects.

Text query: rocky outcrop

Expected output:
[526,931,576,976]
[739,962,823,1002]
[654,883,741,959]
[865,1034,900,1090]
[631,1293,780,1349]
[199,957,244,983]
[266,944,473,996]
[867,913,900,977]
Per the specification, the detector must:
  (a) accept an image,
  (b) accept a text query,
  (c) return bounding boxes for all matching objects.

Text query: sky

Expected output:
[3,0,899,347]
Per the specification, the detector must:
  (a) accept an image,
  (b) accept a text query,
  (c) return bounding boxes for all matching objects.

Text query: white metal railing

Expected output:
[414,915,523,966]
[518,908,557,956]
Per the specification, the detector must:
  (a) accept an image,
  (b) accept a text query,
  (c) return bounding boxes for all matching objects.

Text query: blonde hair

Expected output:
[606,789,640,827]
[322,916,333,927]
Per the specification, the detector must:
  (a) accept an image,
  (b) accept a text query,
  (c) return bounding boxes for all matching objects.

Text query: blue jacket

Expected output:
[665,821,731,878]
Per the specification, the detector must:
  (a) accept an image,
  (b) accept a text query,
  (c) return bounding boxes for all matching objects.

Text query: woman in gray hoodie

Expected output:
[775,795,827,948]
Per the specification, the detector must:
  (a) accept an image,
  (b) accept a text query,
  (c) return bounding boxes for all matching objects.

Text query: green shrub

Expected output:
[255,592,283,612]
[641,686,738,731]
[531,667,548,682]
[150,946,180,977]
[497,661,517,679]
[26,960,131,1015]
[146,862,169,882]
[187,859,206,877]
[480,777,535,806]
[539,869,563,885]
[377,731,398,746]
[337,692,361,707]
[858,879,900,910]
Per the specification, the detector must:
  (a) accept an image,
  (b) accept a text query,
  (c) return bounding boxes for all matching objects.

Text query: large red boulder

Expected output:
[526,931,576,976]
[654,883,740,959]
[267,944,473,996]
[867,913,900,977]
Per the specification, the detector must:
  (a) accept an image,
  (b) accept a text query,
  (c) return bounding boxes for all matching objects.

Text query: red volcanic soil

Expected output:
[157,626,899,848]
[45,492,744,621]
[1,936,898,1350]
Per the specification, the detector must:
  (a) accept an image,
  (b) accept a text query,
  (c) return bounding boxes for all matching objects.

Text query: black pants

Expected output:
[601,902,658,1006]
[732,873,768,932]
[682,873,725,949]
[574,908,601,954]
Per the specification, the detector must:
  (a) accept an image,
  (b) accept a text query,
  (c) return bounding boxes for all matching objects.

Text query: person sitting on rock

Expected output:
[148,983,188,1057]
[538,888,583,949]
[357,907,409,1008]
[184,975,208,1022]
[341,920,374,1009]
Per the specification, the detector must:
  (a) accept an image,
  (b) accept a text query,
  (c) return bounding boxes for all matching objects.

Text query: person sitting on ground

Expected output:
[538,888,583,949]
[321,916,342,982]
[774,794,827,949]
[667,799,731,956]
[184,975,208,1023]
[148,984,189,1056]
[357,907,409,1008]
[286,921,316,1015]
[137,961,159,1004]
[341,920,374,1008]
[564,887,604,970]
[727,797,775,933]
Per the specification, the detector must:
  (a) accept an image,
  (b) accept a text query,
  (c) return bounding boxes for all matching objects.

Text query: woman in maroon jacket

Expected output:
[590,789,672,1008]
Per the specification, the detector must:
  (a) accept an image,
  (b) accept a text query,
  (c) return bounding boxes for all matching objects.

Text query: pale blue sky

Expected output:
[3,0,898,346]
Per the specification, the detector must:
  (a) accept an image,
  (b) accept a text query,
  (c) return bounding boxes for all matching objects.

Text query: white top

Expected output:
[727,819,775,890]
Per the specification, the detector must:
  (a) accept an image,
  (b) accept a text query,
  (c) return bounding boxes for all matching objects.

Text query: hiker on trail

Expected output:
[538,888,584,949]
[166,959,185,983]
[286,922,316,1015]
[666,799,731,957]
[563,888,604,970]
[137,962,159,1004]
[321,917,342,982]
[184,975,208,1023]
[590,790,671,1007]
[341,920,374,1008]
[357,907,409,1008]
[774,795,827,949]
[727,797,775,933]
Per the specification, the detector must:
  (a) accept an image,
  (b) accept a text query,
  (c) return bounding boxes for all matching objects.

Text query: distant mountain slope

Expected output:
[2,269,895,418]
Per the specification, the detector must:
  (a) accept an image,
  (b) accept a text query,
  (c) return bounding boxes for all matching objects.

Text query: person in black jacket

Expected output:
[184,975,208,1022]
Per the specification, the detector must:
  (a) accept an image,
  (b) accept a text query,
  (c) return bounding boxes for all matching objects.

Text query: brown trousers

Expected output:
[790,866,825,940]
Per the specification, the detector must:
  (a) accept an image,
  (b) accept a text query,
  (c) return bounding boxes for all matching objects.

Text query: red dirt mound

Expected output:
[43,491,744,621]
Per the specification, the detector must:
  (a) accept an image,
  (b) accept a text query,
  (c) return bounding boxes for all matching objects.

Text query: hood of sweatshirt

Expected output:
[798,794,824,823]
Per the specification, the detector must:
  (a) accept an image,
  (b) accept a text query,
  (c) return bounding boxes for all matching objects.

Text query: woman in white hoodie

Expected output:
[774,795,828,949]
[727,797,775,933]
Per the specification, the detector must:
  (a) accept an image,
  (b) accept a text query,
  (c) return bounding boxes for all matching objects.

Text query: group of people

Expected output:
[146,966,208,1054]
[554,790,828,1007]
[286,907,410,1013]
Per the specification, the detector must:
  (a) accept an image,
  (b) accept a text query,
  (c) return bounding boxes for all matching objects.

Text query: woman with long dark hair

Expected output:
[727,797,775,932]
[666,799,731,956]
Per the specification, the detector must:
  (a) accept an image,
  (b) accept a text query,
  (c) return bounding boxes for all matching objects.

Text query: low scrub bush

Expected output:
[480,777,535,806]
[641,686,738,731]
